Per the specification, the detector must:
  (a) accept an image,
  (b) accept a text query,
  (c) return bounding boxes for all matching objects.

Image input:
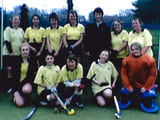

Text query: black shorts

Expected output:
[67,40,83,57]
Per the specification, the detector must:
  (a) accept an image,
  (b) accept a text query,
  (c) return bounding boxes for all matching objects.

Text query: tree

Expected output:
[20,4,29,31]
[67,0,73,23]
[132,0,160,24]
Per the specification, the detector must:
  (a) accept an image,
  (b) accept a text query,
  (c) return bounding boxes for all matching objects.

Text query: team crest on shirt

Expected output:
[56,70,59,73]
[107,67,110,71]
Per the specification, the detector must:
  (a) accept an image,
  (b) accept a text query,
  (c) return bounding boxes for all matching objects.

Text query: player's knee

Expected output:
[16,100,25,107]
[22,83,32,94]
[103,89,112,98]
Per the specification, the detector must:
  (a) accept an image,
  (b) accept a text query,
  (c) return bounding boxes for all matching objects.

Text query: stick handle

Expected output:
[114,96,120,113]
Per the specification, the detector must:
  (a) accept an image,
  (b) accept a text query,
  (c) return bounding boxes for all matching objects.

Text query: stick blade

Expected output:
[115,112,122,119]
[21,107,37,120]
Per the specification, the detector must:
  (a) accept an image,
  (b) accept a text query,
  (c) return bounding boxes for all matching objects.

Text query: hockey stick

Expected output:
[114,96,122,119]
[64,74,109,106]
[21,106,37,120]
[52,91,75,115]
[64,84,85,106]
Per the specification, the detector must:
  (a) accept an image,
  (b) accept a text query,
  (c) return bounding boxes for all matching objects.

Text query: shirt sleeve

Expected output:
[41,28,46,38]
[143,58,157,90]
[128,31,133,46]
[87,62,95,79]
[60,66,69,82]
[63,24,68,34]
[122,30,129,42]
[110,62,118,79]
[24,27,29,39]
[76,64,83,79]
[79,24,85,34]
[34,66,44,85]
[144,29,152,46]
[4,27,10,42]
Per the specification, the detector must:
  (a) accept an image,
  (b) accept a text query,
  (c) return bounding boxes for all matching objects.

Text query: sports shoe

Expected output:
[75,102,84,108]
[40,101,48,106]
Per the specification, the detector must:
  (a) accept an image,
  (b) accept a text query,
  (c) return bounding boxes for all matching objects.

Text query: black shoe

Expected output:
[75,102,84,109]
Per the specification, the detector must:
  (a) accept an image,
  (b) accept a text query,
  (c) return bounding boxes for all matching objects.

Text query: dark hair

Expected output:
[49,12,59,22]
[32,15,41,21]
[68,10,78,22]
[67,54,77,62]
[132,17,142,25]
[112,20,123,34]
[93,7,104,16]
[45,52,54,59]
[96,49,109,63]
[66,54,78,70]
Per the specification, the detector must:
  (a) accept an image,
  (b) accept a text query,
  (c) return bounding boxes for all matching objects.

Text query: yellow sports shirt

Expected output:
[128,29,153,57]
[24,27,46,43]
[87,61,118,95]
[3,27,24,55]
[34,65,61,94]
[46,26,63,51]
[60,63,83,82]
[63,23,85,40]
[20,62,29,82]
[111,30,129,58]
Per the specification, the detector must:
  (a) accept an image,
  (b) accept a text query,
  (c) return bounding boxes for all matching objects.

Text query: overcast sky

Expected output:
[2,0,135,19]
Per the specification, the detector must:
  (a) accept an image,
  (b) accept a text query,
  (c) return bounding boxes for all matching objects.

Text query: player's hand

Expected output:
[128,88,134,93]
[140,87,146,93]
[46,86,51,91]
[52,87,57,93]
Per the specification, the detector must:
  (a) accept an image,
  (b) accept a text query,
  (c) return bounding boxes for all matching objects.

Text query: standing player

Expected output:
[84,7,111,65]
[128,18,153,57]
[63,10,85,63]
[46,12,64,67]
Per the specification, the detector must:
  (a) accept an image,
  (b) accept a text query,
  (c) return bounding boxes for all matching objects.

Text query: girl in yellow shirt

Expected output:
[87,50,118,107]
[128,18,153,57]
[24,15,46,65]
[61,54,84,108]
[63,10,85,63]
[46,12,64,67]
[34,52,61,106]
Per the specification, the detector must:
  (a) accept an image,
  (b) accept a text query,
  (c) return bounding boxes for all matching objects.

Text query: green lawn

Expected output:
[0,91,159,120]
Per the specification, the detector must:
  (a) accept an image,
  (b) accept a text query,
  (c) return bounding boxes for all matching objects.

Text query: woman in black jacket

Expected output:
[12,43,37,107]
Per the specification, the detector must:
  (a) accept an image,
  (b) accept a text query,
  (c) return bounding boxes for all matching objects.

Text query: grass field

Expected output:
[0,90,160,120]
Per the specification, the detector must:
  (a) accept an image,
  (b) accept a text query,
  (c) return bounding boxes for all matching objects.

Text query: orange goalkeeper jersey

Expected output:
[121,54,157,90]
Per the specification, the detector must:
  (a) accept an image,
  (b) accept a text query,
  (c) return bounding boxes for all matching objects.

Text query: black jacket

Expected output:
[84,22,111,55]
[12,55,37,92]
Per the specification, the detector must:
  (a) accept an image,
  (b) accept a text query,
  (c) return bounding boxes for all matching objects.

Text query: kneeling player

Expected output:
[119,42,159,113]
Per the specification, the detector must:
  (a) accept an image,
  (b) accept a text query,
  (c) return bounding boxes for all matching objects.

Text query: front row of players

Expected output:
[12,42,159,113]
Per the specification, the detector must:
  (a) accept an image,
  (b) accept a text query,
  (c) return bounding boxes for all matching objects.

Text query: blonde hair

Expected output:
[20,43,29,50]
